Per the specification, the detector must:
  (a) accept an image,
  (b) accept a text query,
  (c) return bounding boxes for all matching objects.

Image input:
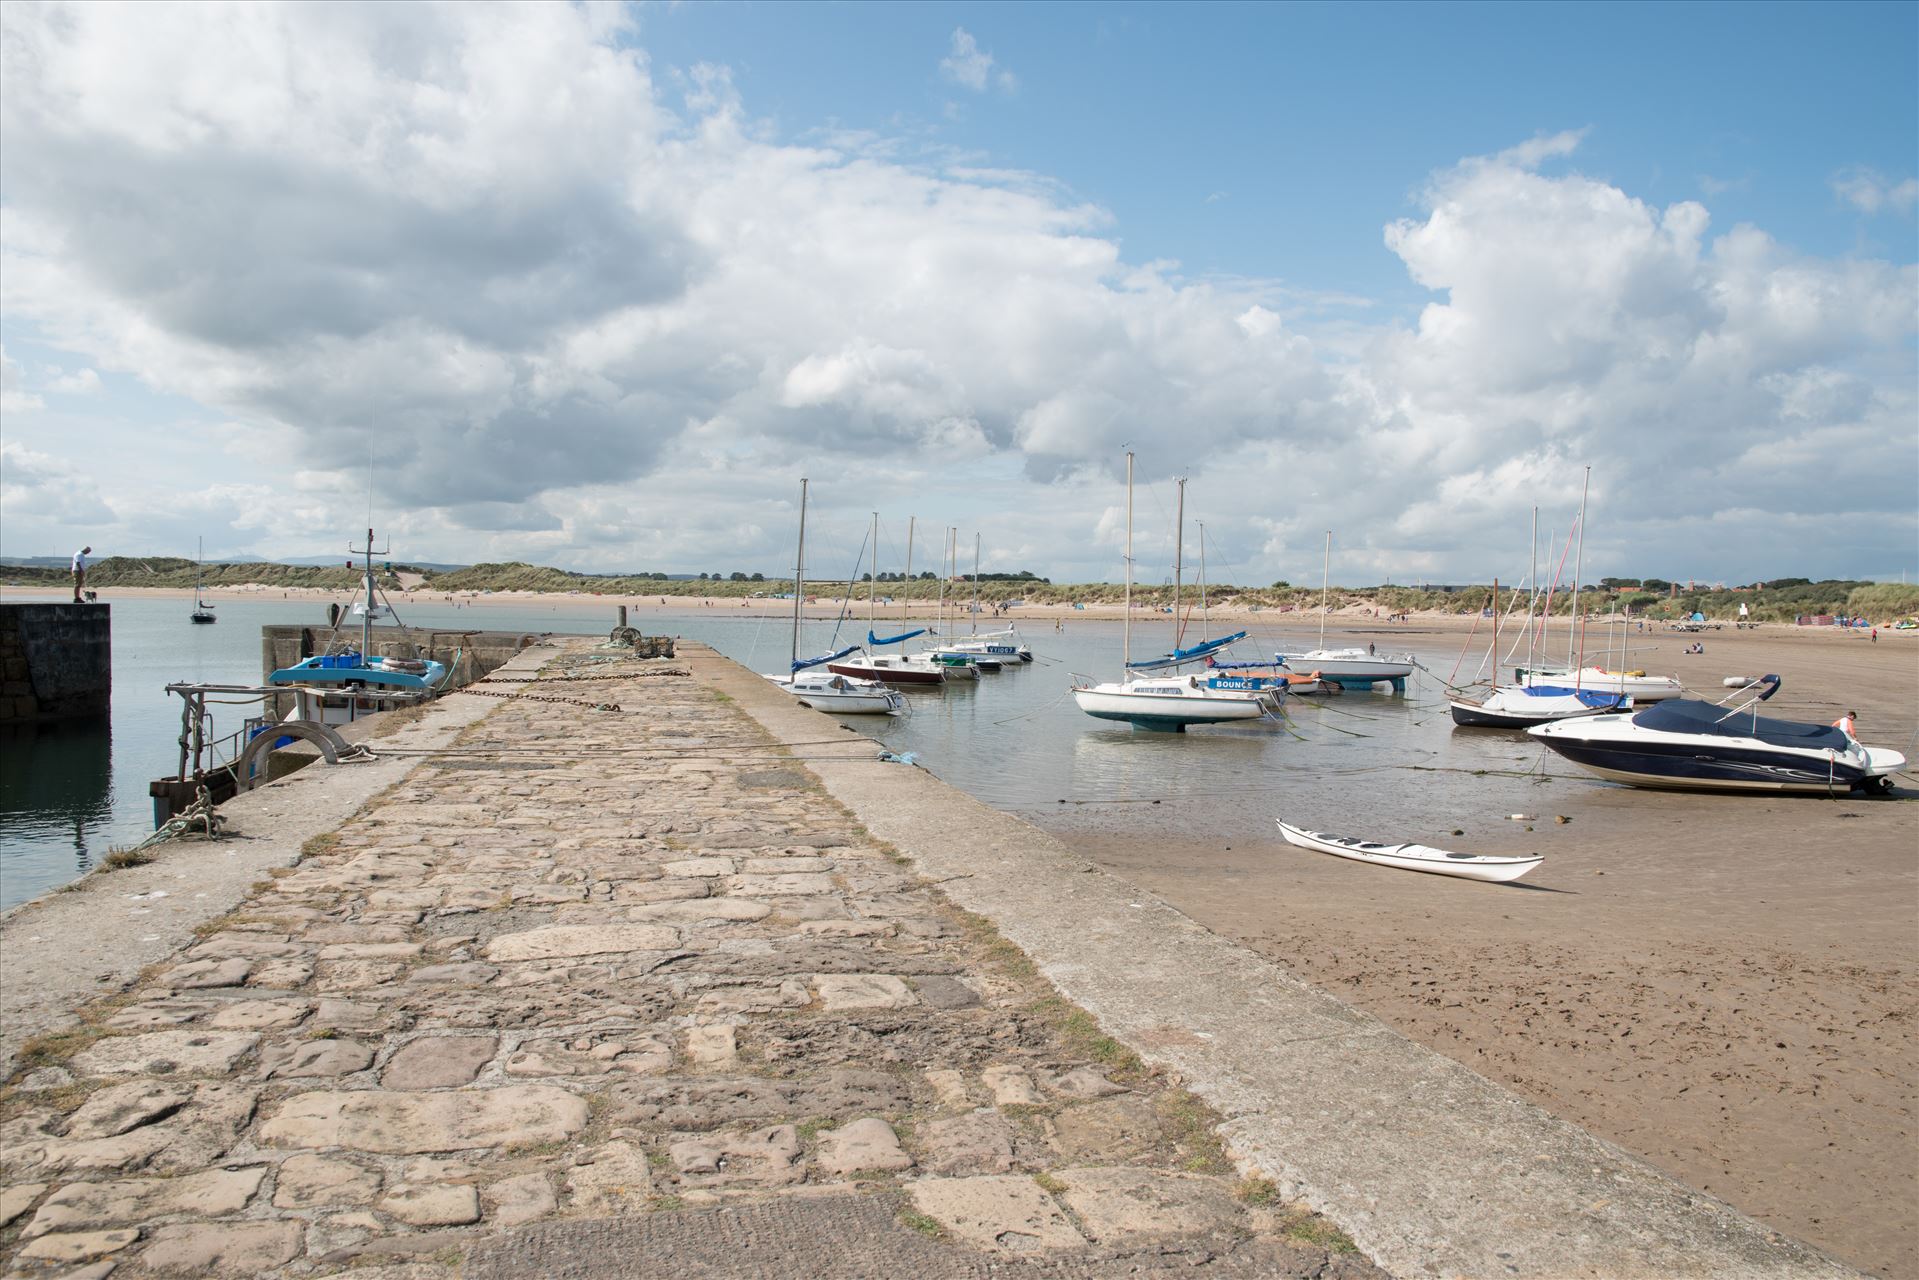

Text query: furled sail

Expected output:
[1124,630,1247,671]
[793,644,860,673]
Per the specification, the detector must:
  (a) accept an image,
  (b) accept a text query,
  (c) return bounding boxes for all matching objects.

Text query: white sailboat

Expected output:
[1071,459,1266,731]
[1276,532,1416,689]
[189,537,216,624]
[1451,499,1630,727]
[764,481,904,715]
[1514,471,1683,703]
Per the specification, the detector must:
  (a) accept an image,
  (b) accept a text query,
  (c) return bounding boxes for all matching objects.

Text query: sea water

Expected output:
[0,592,1553,910]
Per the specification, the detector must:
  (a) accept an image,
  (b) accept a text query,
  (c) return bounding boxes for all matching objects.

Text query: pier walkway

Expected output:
[0,642,1376,1279]
[0,640,1858,1278]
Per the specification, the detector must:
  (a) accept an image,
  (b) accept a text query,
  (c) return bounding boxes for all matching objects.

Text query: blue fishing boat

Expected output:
[267,528,446,726]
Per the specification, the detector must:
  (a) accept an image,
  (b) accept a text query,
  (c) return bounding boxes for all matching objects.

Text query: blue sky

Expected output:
[636,1,1918,298]
[1,1,1914,585]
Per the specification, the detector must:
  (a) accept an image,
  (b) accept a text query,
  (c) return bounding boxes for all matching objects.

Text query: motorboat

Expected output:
[1528,675,1905,794]
[1518,666,1683,702]
[1277,822,1543,883]
[1450,683,1626,728]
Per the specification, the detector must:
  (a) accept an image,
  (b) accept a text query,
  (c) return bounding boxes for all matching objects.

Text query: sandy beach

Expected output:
[1060,625,1916,1277]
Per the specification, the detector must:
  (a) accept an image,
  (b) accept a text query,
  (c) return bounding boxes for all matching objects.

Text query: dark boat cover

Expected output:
[1636,699,1849,750]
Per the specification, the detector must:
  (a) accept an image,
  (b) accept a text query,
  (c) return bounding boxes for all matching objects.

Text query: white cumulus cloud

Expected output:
[0,3,1910,584]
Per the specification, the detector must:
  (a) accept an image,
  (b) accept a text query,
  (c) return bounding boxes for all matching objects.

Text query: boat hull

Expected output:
[1533,735,1871,793]
[1073,683,1267,731]
[1277,650,1414,687]
[1450,687,1625,729]
[827,660,944,686]
[1518,667,1683,701]
[767,674,903,715]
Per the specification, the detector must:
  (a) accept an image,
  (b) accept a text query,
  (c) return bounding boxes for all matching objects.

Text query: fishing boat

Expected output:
[763,479,905,715]
[189,538,216,624]
[1071,462,1267,731]
[1276,821,1544,883]
[1529,675,1906,795]
[1277,532,1414,689]
[267,527,446,726]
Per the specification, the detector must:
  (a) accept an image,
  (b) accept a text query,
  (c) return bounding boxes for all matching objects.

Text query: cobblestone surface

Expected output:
[0,644,1379,1278]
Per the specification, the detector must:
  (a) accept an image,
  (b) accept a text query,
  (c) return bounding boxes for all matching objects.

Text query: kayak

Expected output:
[1275,821,1544,884]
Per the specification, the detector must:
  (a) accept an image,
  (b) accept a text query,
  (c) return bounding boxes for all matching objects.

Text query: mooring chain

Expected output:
[460,686,622,712]
[472,668,687,687]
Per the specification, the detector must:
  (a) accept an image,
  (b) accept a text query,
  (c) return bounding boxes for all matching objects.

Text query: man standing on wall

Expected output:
[71,545,91,603]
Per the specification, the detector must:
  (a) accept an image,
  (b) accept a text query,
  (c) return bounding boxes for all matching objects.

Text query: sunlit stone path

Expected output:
[0,642,1376,1279]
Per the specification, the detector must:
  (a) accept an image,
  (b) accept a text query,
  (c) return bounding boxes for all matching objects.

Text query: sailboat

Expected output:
[764,480,904,715]
[925,530,1004,670]
[1276,532,1416,689]
[1512,471,1683,703]
[1071,459,1267,731]
[935,533,1035,665]
[1450,502,1628,728]
[267,527,446,726]
[828,514,951,687]
[189,538,217,624]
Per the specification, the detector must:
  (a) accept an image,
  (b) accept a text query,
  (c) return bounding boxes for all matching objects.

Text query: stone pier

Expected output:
[0,641,1378,1279]
[0,603,109,722]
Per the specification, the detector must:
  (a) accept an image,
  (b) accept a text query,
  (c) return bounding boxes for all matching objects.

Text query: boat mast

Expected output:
[790,479,808,672]
[868,512,878,636]
[361,527,375,658]
[903,516,915,631]
[1123,451,1134,675]
[1319,531,1331,651]
[1197,521,1208,642]
[1526,507,1537,674]
[936,527,951,638]
[1569,467,1590,679]
[970,534,981,634]
[1489,577,1500,677]
[1172,478,1185,655]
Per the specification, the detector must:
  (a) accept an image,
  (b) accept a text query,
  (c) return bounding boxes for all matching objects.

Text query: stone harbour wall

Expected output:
[0,603,110,722]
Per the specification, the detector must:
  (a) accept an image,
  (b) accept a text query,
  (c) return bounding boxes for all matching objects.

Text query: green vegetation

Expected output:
[14,551,1913,624]
[4,556,385,591]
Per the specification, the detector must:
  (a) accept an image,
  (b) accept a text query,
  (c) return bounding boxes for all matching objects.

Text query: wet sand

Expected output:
[1061,626,1917,1277]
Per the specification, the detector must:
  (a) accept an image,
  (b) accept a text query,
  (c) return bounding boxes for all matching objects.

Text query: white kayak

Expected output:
[1275,821,1544,884]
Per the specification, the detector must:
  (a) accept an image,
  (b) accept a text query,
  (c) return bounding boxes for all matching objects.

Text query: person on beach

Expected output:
[71,545,91,602]
[1834,710,1857,738]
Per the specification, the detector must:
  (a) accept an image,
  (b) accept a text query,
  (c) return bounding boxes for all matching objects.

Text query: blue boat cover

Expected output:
[793,644,861,673]
[1636,698,1848,750]
[867,628,926,648]
[1523,684,1626,709]
[1125,631,1248,671]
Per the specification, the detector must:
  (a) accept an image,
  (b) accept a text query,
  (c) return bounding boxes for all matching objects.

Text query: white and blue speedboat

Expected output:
[1529,676,1905,795]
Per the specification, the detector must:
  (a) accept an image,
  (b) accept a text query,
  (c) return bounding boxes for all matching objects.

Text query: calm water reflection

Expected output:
[0,592,1548,909]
